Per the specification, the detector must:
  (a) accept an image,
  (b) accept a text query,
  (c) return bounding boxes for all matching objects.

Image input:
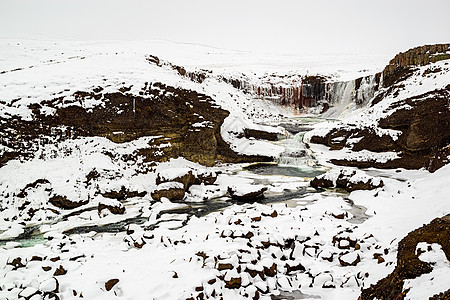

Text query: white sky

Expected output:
[1,0,449,56]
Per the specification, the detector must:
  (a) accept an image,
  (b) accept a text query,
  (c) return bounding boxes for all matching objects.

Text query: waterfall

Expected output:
[277,132,317,168]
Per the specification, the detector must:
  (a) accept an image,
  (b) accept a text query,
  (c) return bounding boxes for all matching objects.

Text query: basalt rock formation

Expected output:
[359,214,450,300]
[382,43,450,87]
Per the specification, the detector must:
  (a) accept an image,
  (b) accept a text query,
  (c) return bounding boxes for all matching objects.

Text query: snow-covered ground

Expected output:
[0,39,449,300]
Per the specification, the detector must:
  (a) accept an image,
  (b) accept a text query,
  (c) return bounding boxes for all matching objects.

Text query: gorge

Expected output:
[0,40,449,300]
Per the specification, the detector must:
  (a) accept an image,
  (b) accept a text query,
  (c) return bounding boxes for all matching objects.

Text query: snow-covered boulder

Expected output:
[227,184,268,201]
[151,182,185,201]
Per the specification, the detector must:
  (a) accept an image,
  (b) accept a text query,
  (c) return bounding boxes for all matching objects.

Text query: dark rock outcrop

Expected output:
[359,214,450,300]
[243,128,279,141]
[310,169,384,192]
[227,185,268,202]
[49,195,88,210]
[102,186,147,201]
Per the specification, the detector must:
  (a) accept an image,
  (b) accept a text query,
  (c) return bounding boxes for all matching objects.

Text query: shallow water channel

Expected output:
[1,117,370,247]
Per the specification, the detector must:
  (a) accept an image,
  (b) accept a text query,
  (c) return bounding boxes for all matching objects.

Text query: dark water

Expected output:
[244,163,326,178]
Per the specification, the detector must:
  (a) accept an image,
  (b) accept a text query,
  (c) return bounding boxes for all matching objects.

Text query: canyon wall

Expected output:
[225,74,381,112]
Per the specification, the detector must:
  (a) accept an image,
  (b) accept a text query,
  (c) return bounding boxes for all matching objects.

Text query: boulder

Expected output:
[151,182,185,201]
[156,168,219,189]
[338,252,361,266]
[39,277,59,293]
[105,279,119,291]
[228,184,268,201]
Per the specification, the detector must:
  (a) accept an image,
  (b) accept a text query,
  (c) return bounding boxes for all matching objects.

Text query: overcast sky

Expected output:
[1,0,449,55]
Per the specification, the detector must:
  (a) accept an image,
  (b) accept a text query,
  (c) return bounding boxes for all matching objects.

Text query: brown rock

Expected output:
[105,279,119,291]
[224,277,241,289]
[151,182,185,201]
[217,263,233,271]
[53,265,67,276]
[243,128,279,141]
[227,186,268,202]
[49,195,88,210]
[98,202,125,215]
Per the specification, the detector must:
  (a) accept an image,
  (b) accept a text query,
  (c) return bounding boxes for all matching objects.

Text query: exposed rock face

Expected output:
[0,83,273,168]
[310,169,384,192]
[383,44,450,87]
[246,74,380,111]
[359,214,450,300]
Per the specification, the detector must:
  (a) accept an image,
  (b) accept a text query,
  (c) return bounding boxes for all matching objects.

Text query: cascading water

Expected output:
[277,132,315,167]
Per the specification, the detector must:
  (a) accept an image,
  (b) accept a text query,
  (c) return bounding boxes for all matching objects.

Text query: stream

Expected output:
[1,117,370,247]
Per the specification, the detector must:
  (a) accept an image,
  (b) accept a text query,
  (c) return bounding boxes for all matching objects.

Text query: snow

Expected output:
[0,38,448,300]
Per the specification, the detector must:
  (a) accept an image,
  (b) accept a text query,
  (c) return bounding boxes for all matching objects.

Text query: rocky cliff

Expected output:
[383,43,450,87]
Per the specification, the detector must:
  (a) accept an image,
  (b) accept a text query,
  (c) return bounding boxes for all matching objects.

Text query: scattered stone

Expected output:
[263,263,277,277]
[217,263,233,271]
[18,287,39,299]
[105,279,119,291]
[7,257,25,269]
[224,277,241,289]
[53,265,67,276]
